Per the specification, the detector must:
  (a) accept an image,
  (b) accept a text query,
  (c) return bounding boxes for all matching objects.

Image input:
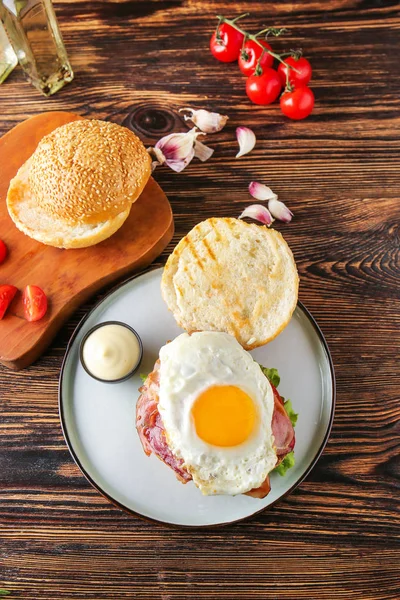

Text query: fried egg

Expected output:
[158,331,276,495]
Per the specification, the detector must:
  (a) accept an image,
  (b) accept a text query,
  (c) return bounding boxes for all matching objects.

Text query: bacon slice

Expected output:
[136,360,191,483]
[245,475,272,498]
[136,363,295,496]
[271,384,296,458]
[247,384,295,498]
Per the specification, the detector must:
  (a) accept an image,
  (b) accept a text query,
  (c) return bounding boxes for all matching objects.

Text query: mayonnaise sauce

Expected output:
[82,323,141,381]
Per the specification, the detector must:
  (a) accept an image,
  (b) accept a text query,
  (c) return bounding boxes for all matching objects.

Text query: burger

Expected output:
[6,119,151,249]
[136,218,299,497]
[137,331,297,498]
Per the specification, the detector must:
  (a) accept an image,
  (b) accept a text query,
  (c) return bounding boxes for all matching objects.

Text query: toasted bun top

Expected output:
[29,119,151,225]
[161,217,299,349]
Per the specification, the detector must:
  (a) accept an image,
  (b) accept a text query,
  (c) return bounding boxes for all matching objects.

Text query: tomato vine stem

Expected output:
[215,14,300,74]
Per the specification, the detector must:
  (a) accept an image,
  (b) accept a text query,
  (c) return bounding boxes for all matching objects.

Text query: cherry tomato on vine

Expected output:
[0,240,7,264]
[210,23,244,62]
[238,39,273,76]
[280,86,314,120]
[246,68,282,105]
[277,56,312,87]
[23,285,47,322]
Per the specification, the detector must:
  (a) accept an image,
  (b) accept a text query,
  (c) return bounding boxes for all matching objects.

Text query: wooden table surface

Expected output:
[1,1,399,598]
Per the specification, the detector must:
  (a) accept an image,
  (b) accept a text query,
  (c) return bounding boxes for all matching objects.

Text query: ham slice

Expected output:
[136,362,295,496]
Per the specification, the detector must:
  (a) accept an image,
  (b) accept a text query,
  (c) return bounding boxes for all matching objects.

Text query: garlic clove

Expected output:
[179,108,229,133]
[238,204,274,226]
[236,127,256,158]
[148,127,213,172]
[155,129,197,162]
[249,181,278,202]
[165,150,195,173]
[268,198,293,223]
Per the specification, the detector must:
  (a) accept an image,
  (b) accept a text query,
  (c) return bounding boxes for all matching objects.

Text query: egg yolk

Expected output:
[191,385,257,447]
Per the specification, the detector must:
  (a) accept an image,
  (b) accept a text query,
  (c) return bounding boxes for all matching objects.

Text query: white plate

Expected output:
[59,267,335,527]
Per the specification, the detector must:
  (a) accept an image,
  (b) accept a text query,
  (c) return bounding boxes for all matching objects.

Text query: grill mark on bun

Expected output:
[161,217,299,349]
[187,236,205,271]
[202,236,217,262]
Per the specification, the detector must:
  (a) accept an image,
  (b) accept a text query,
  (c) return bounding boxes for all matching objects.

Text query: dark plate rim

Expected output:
[58,266,336,528]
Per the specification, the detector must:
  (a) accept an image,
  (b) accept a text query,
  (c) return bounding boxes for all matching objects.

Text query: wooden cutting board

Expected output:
[0,111,174,370]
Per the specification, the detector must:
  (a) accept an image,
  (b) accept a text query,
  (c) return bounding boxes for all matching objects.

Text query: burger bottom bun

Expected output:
[7,158,131,249]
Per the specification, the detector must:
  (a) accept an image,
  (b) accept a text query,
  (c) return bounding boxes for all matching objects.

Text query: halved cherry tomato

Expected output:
[277,56,312,87]
[246,68,282,105]
[210,23,244,63]
[23,285,47,322]
[280,86,315,120]
[238,39,273,76]
[0,284,17,320]
[0,240,7,264]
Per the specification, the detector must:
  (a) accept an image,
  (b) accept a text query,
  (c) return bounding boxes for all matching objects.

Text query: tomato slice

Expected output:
[0,284,18,319]
[0,240,7,264]
[23,285,48,322]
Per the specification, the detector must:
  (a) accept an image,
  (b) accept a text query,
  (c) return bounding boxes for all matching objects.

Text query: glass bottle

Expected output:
[0,19,17,83]
[0,0,73,96]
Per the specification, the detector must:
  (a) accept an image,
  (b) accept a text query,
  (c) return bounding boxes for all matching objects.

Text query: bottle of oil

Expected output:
[0,0,73,96]
[0,19,17,83]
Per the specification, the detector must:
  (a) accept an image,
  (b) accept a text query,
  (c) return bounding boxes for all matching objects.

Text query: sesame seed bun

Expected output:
[6,119,152,248]
[161,218,299,349]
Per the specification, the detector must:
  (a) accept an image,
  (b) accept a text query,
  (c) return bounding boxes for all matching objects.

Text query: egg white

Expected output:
[158,331,276,495]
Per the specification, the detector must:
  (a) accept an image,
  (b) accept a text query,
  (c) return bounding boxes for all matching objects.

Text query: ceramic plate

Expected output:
[59,267,335,526]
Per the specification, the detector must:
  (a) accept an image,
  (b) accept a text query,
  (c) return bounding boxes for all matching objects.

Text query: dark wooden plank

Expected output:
[0,0,399,598]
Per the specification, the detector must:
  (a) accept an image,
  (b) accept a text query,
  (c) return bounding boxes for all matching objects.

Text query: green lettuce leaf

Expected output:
[139,373,148,383]
[283,399,298,427]
[258,365,280,388]
[274,451,295,476]
[258,365,298,477]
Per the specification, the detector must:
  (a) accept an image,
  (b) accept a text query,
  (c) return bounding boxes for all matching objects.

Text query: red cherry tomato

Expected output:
[210,23,244,63]
[23,285,47,322]
[238,39,273,76]
[0,240,7,264]
[280,86,315,120]
[0,284,17,319]
[246,68,282,105]
[277,56,312,87]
